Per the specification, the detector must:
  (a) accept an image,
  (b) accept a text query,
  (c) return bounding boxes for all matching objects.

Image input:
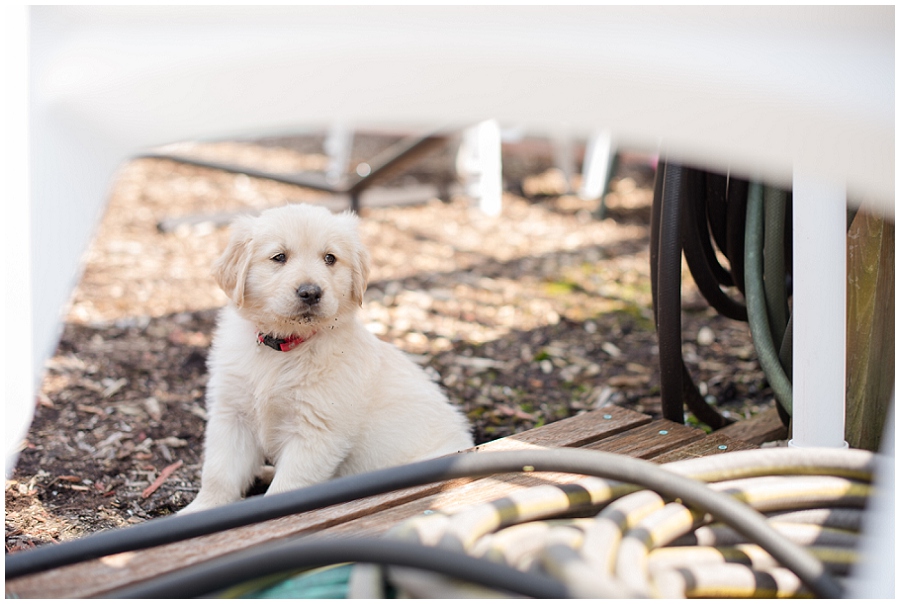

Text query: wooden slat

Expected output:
[320,420,751,540]
[715,406,788,446]
[479,404,652,450]
[316,417,695,539]
[845,211,894,451]
[5,406,650,599]
[651,431,758,464]
[582,419,705,459]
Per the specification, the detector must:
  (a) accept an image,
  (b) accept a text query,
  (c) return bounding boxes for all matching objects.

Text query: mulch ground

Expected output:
[5,132,774,552]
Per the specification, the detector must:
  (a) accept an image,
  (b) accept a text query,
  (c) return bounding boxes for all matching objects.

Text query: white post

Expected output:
[579,129,615,201]
[324,122,353,185]
[551,123,575,194]
[789,170,848,448]
[456,119,503,216]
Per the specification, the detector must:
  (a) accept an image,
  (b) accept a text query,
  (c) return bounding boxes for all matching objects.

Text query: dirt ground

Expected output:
[5,132,774,552]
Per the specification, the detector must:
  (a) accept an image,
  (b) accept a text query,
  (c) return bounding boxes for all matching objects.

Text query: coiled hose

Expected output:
[651,161,795,429]
[7,448,869,599]
[745,182,794,415]
[704,171,732,281]
[725,176,750,295]
[652,163,737,429]
[763,187,789,343]
[351,447,870,600]
[682,167,746,321]
[653,161,686,423]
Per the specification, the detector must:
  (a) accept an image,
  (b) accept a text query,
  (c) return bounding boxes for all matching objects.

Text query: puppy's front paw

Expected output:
[178,491,232,515]
[178,498,214,515]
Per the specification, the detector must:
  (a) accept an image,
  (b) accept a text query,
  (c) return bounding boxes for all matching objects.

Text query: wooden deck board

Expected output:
[651,431,759,464]
[5,406,764,599]
[318,418,706,539]
[582,418,705,458]
[716,406,788,445]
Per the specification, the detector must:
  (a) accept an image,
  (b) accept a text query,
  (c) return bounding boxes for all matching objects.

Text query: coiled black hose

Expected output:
[725,177,749,295]
[655,161,686,423]
[651,159,800,430]
[704,171,732,280]
[681,167,747,321]
[651,163,731,429]
[36,448,846,600]
[104,537,571,599]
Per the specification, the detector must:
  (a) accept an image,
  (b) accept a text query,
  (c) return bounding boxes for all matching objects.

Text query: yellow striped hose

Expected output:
[349,447,875,598]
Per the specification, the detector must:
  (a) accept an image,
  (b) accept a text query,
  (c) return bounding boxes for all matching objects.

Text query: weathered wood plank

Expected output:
[318,417,697,539]
[846,210,894,451]
[651,431,758,464]
[478,404,652,450]
[715,406,787,446]
[582,419,705,458]
[5,406,650,599]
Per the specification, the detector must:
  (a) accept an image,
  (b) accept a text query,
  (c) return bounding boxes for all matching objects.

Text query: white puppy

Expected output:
[181,203,473,513]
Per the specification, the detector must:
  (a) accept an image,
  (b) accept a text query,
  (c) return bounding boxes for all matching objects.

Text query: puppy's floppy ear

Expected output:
[351,244,371,307]
[212,216,254,307]
[340,211,370,306]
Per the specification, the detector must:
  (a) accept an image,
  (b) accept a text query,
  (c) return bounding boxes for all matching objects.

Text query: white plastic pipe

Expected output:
[324,122,354,184]
[579,129,615,201]
[789,169,848,448]
[456,119,503,216]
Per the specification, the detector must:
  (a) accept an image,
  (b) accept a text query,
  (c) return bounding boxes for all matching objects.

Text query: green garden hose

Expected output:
[745,182,794,414]
[763,187,790,345]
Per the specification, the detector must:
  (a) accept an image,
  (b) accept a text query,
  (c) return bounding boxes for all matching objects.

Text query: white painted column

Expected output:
[579,129,615,201]
[324,122,354,185]
[456,119,503,216]
[551,123,575,194]
[789,170,849,448]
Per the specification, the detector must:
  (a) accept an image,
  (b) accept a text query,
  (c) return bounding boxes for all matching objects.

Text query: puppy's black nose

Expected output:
[296,283,322,305]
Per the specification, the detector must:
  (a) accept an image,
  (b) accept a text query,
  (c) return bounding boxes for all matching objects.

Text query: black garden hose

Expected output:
[649,160,665,317]
[655,161,685,423]
[103,537,572,599]
[75,448,849,599]
[652,161,801,429]
[681,167,747,321]
[6,449,850,599]
[651,163,731,429]
[704,170,732,281]
[725,176,750,295]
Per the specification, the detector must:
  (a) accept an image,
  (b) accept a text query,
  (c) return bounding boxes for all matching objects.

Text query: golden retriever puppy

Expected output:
[181,203,473,513]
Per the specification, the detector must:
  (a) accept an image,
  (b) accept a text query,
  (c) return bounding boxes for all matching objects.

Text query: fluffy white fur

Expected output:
[181,203,473,514]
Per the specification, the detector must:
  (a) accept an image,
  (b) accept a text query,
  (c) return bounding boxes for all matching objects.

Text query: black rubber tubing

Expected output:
[655,162,686,423]
[681,167,748,321]
[704,170,732,282]
[652,163,730,429]
[694,169,733,286]
[649,159,665,320]
[114,449,839,599]
[5,449,842,598]
[725,176,750,294]
[102,536,570,599]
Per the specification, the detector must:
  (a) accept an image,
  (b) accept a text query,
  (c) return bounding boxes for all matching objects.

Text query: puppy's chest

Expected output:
[243,356,344,431]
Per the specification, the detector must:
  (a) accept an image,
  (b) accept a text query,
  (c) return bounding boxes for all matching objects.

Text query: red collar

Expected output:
[257,332,314,352]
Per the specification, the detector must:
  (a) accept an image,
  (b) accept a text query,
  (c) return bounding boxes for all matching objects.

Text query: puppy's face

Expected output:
[213,204,370,336]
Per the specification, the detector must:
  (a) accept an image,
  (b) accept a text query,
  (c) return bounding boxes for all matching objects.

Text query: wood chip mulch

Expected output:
[5,134,774,551]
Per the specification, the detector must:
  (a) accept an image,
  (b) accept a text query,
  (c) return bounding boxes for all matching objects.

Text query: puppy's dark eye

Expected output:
[324,253,336,266]
[271,253,287,264]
